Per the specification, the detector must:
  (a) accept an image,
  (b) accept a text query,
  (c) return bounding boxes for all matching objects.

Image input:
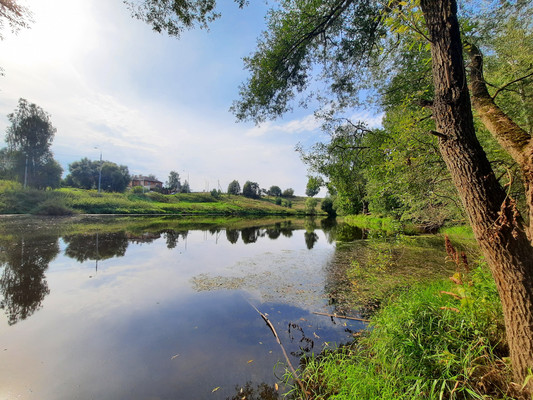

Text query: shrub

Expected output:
[31,199,76,215]
[321,196,336,216]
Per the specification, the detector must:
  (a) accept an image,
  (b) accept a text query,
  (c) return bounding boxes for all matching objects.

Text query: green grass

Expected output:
[0,181,322,216]
[440,225,475,240]
[343,214,419,235]
[291,265,512,400]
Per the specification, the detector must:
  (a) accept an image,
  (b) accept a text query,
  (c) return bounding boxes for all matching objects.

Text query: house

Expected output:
[130,175,163,191]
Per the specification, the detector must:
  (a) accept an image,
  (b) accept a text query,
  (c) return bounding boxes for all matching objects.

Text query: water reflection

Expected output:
[0,216,366,399]
[226,382,280,400]
[0,235,58,325]
[64,232,129,262]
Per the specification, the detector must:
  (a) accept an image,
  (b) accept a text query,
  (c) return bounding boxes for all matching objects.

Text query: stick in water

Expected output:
[246,301,308,400]
[312,311,370,322]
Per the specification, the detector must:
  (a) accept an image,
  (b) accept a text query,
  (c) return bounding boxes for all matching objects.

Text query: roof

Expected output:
[132,175,163,184]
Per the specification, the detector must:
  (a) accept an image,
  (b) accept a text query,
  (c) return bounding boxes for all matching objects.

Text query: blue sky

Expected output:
[0,0,381,194]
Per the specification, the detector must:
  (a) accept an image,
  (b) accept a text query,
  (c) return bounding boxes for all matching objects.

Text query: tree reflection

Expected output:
[226,381,280,400]
[63,232,129,262]
[241,227,260,244]
[265,223,281,239]
[0,235,59,325]
[164,230,188,249]
[304,231,319,249]
[226,229,239,244]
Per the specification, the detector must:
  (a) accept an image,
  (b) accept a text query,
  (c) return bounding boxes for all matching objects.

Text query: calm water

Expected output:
[0,216,366,400]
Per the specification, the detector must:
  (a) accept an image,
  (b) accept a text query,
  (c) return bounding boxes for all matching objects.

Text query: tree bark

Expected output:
[420,0,533,388]
[468,43,533,238]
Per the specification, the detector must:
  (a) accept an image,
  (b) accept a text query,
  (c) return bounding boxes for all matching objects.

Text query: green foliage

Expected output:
[100,162,131,192]
[305,197,318,214]
[298,122,369,215]
[320,196,336,216]
[210,188,221,198]
[305,176,322,197]
[166,170,181,192]
[227,179,241,195]
[66,158,130,193]
[3,98,62,189]
[275,197,282,205]
[294,266,508,400]
[31,198,76,216]
[131,185,144,194]
[282,188,294,198]
[181,179,191,193]
[242,180,261,199]
[267,185,282,197]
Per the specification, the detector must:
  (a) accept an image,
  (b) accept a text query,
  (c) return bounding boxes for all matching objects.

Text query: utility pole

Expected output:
[98,151,102,194]
[23,154,28,189]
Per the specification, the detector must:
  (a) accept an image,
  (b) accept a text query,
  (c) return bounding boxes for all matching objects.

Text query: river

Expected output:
[0,215,374,400]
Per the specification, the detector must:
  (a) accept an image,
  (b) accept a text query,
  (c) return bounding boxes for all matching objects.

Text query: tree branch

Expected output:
[492,70,533,100]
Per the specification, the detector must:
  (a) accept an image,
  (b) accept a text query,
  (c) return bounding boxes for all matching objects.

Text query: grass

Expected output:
[290,264,517,400]
[0,181,323,216]
[343,214,419,235]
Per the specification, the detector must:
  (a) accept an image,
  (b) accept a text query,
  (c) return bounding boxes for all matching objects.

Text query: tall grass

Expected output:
[344,214,419,235]
[0,182,313,215]
[291,265,516,400]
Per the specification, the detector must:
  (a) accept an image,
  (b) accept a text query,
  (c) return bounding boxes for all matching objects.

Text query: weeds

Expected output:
[291,252,522,399]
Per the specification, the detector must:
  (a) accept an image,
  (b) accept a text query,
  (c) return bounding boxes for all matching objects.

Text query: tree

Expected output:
[242,180,260,199]
[281,188,294,198]
[305,197,318,214]
[100,162,131,192]
[321,196,336,217]
[66,158,130,193]
[166,170,181,192]
[227,179,240,195]
[130,0,533,385]
[181,179,191,193]
[305,176,322,197]
[66,158,98,189]
[4,98,61,188]
[0,0,32,40]
[267,185,282,197]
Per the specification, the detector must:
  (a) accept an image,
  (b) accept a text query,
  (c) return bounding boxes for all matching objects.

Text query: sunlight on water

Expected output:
[0,216,365,400]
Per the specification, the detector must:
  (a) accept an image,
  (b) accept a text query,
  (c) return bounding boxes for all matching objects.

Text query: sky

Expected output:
[0,0,382,195]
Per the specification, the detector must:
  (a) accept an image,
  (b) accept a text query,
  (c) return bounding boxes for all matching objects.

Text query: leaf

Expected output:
[275,383,279,391]
[170,354,180,360]
[212,387,220,393]
[247,359,253,363]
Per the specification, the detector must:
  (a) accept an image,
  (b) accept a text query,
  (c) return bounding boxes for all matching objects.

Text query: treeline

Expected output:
[296,3,532,231]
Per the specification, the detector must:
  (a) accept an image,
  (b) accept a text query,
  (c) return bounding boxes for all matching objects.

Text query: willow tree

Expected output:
[128,0,533,387]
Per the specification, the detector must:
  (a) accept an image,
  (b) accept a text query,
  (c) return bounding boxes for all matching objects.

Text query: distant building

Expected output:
[130,175,163,191]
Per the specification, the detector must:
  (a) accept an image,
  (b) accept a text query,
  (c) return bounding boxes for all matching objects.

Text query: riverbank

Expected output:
[288,217,527,400]
[0,181,324,216]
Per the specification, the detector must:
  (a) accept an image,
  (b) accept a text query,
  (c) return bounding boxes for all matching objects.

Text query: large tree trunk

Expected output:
[420,0,533,388]
[468,44,533,239]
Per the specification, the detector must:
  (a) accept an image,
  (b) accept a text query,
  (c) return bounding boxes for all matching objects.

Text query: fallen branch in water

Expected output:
[247,301,308,399]
[312,311,370,322]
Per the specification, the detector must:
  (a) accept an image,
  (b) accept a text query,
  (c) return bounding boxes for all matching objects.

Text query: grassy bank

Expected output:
[343,214,419,235]
[287,218,526,399]
[0,181,324,215]
[291,264,521,399]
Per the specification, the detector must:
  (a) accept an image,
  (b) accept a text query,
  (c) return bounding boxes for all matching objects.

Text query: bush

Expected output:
[294,266,508,400]
[131,185,144,194]
[275,197,282,205]
[305,197,318,214]
[321,196,336,216]
[31,199,76,215]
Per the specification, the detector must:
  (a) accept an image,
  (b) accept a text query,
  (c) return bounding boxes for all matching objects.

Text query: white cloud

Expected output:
[0,0,382,196]
[246,114,321,137]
